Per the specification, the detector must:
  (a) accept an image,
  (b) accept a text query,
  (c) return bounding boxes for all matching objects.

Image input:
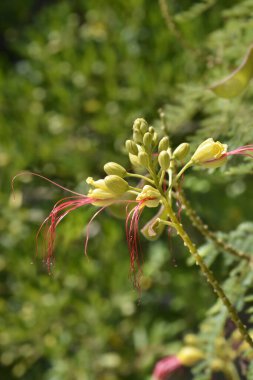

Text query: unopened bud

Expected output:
[138,151,149,168]
[133,130,143,144]
[153,132,159,146]
[86,177,107,190]
[104,162,127,177]
[104,175,129,195]
[158,151,170,170]
[210,359,225,371]
[178,347,204,366]
[125,140,138,155]
[173,143,190,160]
[149,126,155,134]
[129,153,141,167]
[133,118,148,133]
[183,334,198,346]
[140,120,148,134]
[158,136,170,152]
[143,132,153,150]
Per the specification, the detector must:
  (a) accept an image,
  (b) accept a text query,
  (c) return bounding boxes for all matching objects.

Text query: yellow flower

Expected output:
[136,185,161,208]
[191,138,227,165]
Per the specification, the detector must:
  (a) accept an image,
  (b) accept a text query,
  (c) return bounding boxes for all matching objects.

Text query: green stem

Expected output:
[178,192,252,263]
[126,172,155,185]
[159,170,166,188]
[163,201,253,350]
[176,160,193,180]
[129,186,141,192]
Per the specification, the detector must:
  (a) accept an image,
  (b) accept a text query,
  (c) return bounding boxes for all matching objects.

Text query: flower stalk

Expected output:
[162,199,253,350]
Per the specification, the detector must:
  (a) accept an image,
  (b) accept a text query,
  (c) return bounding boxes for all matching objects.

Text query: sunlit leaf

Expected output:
[210,45,253,98]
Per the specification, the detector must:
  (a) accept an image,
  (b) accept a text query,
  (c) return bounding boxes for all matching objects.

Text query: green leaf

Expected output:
[210,45,253,98]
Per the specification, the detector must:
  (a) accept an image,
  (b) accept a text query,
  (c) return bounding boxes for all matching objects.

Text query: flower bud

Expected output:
[104,162,127,177]
[133,118,148,133]
[104,175,129,195]
[149,126,155,134]
[138,151,149,168]
[125,140,138,155]
[183,334,198,346]
[153,132,159,146]
[210,359,225,371]
[129,153,141,167]
[191,138,227,164]
[143,132,153,150]
[158,151,170,170]
[133,130,143,144]
[140,120,148,134]
[177,347,204,366]
[158,136,170,152]
[86,177,108,190]
[173,143,190,160]
[136,185,161,208]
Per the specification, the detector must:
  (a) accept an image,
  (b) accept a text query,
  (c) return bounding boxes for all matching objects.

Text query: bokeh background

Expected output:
[1,1,253,379]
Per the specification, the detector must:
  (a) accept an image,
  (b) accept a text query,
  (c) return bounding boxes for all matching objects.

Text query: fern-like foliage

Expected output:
[159,0,253,176]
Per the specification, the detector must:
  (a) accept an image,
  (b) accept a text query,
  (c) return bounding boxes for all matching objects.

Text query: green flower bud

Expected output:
[104,175,129,195]
[152,132,159,146]
[129,153,141,167]
[158,136,170,152]
[104,162,127,177]
[143,132,153,150]
[173,143,190,160]
[158,151,170,170]
[140,120,148,134]
[138,151,149,168]
[133,130,143,144]
[133,118,148,133]
[125,140,138,155]
[149,126,155,134]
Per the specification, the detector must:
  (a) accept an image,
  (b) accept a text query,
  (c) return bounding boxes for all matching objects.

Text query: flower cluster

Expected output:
[18,118,253,286]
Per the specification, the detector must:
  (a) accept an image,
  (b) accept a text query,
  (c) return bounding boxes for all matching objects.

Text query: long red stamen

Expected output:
[226,145,253,158]
[37,196,95,271]
[12,171,86,197]
[125,200,147,290]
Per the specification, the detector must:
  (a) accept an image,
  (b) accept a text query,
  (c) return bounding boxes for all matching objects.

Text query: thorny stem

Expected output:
[163,200,253,350]
[178,191,252,263]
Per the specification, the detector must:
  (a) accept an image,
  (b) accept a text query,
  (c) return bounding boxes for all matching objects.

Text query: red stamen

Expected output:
[125,199,153,290]
[37,196,95,272]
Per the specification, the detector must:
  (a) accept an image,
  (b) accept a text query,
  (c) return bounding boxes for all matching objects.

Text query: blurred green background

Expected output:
[1,1,253,379]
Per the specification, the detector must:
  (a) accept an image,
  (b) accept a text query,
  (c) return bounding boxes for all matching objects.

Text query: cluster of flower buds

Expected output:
[125,118,173,172]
